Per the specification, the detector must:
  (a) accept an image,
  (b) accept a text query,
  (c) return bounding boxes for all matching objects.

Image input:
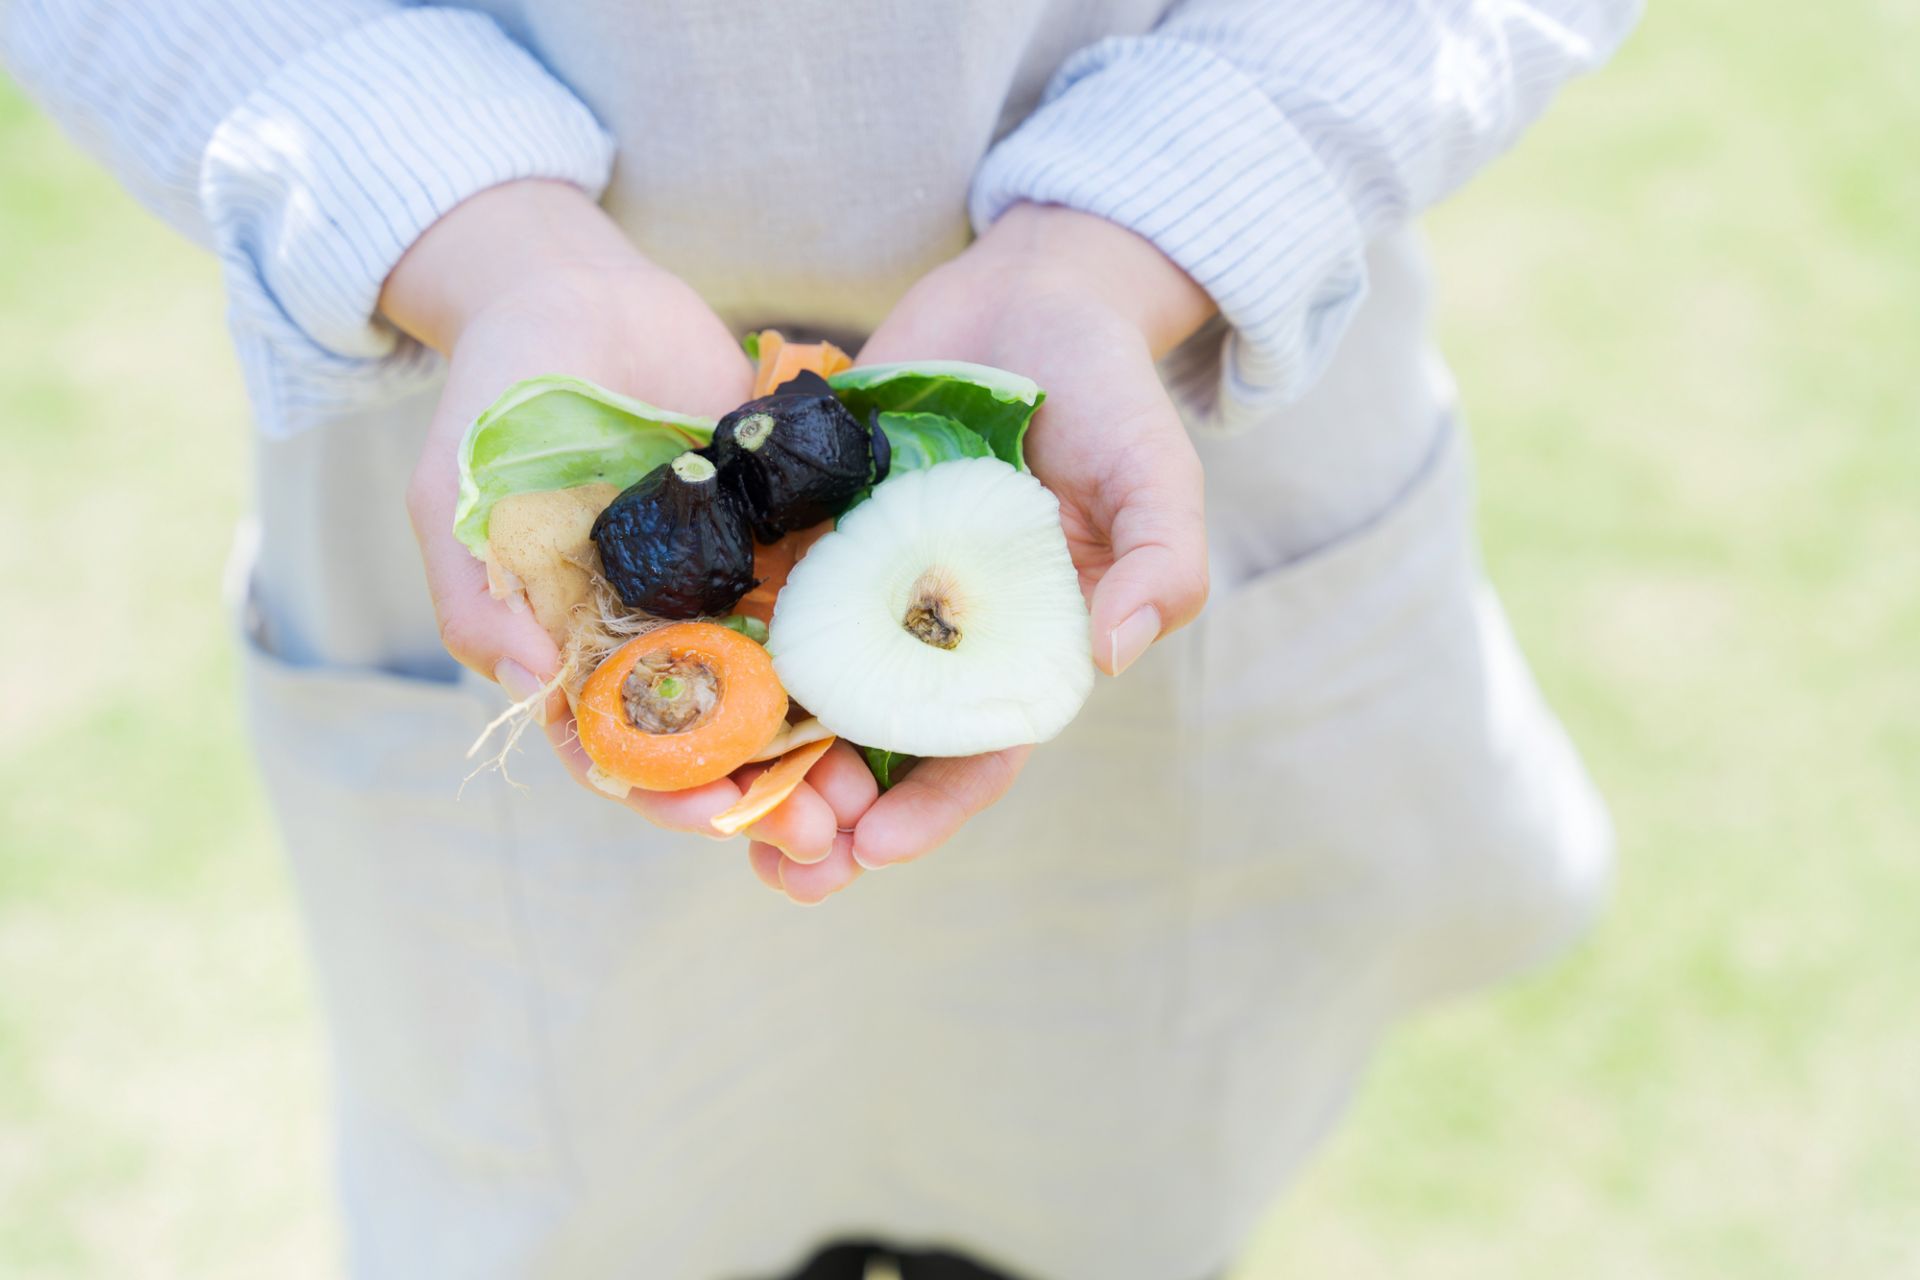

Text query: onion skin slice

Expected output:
[744,717,835,764]
[576,623,788,792]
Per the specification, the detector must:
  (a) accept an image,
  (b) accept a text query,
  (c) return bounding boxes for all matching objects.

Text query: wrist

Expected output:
[378,179,642,354]
[967,203,1217,358]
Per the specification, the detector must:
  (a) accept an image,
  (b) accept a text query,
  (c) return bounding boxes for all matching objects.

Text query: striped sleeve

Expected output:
[969,0,1642,433]
[2,2,614,438]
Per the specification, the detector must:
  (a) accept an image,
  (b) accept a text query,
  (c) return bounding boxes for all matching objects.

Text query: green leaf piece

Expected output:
[837,412,992,516]
[859,746,915,791]
[716,614,770,644]
[741,331,762,361]
[876,411,992,471]
[453,376,715,555]
[829,361,1043,470]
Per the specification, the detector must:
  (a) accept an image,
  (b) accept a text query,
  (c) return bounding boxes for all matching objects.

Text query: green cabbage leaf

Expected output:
[829,361,1042,470]
[875,411,993,471]
[453,376,714,555]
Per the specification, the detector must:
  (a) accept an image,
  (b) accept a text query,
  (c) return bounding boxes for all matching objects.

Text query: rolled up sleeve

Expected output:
[5,2,614,437]
[206,7,614,436]
[970,0,1642,432]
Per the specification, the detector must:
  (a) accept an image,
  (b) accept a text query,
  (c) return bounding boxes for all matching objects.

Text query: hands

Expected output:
[383,180,875,892]
[384,187,1211,903]
[748,203,1218,899]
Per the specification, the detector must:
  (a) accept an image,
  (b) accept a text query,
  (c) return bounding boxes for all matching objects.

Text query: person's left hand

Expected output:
[744,203,1219,900]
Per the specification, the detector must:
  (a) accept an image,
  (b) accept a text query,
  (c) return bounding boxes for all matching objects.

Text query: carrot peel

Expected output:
[710,735,838,836]
[751,329,852,397]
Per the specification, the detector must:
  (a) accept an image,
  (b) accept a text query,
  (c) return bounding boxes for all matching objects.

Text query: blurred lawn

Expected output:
[2,1,1917,1275]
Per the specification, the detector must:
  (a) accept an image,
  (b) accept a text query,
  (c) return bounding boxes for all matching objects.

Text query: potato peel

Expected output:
[486,483,619,645]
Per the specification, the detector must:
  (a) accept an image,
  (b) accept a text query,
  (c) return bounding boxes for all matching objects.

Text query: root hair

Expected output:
[462,566,673,790]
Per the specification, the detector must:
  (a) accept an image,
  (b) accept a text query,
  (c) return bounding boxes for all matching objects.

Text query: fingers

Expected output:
[806,741,881,830]
[762,832,864,905]
[747,841,786,891]
[743,779,837,865]
[617,775,743,834]
[513,699,868,852]
[740,740,1017,900]
[541,713,740,834]
[425,531,566,701]
[1087,425,1208,676]
[408,423,568,722]
[850,746,1030,870]
[736,739,879,864]
[739,743,880,903]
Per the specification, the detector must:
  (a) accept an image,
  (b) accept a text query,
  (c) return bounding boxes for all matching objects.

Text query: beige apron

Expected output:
[230,5,1609,1275]
[236,260,1607,1280]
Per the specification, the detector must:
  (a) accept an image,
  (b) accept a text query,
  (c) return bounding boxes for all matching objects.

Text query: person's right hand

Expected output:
[381,180,877,875]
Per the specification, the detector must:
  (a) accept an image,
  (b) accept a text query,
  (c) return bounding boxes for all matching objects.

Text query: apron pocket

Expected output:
[235,605,576,1264]
[1180,416,1609,1028]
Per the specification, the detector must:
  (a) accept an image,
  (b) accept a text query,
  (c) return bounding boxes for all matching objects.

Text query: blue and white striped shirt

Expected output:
[2,0,1639,438]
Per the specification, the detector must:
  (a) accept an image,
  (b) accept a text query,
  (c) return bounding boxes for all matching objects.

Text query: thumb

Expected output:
[1085,428,1209,678]
[406,453,567,719]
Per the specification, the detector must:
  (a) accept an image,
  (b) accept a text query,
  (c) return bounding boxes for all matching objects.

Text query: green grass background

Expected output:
[2,1,1916,1274]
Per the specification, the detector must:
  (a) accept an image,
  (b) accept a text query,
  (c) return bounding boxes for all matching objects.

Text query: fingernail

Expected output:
[851,833,895,871]
[752,827,830,865]
[1108,605,1162,677]
[775,860,826,907]
[494,659,550,725]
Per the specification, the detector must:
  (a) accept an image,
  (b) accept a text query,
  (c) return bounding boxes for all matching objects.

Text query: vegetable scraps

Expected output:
[455,329,1062,814]
[766,457,1094,757]
[748,330,853,396]
[577,622,788,792]
[591,451,756,617]
[710,370,882,543]
[709,734,840,837]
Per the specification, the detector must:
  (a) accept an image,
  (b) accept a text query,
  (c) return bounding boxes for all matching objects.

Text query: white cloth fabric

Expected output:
[5,2,1634,1276]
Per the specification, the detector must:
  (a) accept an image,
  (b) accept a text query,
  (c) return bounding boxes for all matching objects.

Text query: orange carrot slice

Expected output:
[751,328,852,397]
[576,623,788,792]
[752,329,786,386]
[710,735,838,836]
[736,522,831,626]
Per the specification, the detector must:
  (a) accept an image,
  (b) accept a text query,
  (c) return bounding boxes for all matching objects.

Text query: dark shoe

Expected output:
[768,1237,1033,1280]
[781,1240,888,1280]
